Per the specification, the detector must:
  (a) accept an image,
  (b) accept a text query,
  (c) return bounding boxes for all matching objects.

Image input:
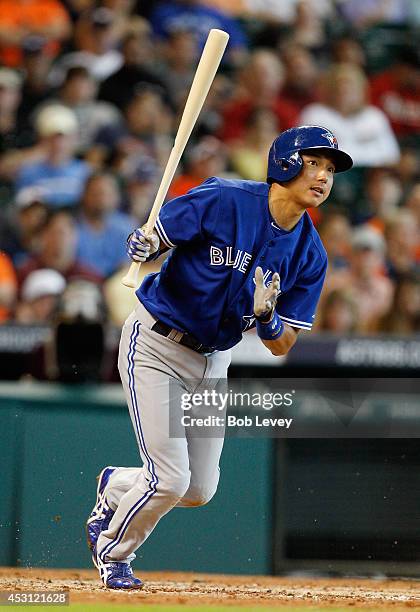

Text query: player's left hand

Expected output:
[253,266,280,322]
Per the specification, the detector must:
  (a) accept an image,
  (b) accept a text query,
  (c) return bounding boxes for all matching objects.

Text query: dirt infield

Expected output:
[0,568,419,609]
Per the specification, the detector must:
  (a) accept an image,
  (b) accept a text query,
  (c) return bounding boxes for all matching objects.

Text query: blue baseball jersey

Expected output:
[137,177,327,351]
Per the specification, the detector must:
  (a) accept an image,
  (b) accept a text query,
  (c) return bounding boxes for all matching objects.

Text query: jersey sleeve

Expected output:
[276,250,328,331]
[154,177,221,248]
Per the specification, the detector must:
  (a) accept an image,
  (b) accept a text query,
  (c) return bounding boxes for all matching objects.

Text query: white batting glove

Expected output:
[127,227,160,263]
[253,266,280,322]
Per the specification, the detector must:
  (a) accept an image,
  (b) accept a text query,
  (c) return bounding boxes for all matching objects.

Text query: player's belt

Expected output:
[151,320,215,354]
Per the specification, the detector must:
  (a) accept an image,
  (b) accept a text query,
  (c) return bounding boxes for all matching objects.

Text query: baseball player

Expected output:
[86,126,353,589]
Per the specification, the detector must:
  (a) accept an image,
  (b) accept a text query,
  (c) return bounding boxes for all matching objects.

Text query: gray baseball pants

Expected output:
[96,301,231,563]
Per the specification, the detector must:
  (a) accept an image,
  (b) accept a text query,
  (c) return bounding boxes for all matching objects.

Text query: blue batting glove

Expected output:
[127,228,160,263]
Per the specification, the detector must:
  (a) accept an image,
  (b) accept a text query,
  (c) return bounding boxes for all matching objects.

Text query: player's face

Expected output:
[289,153,335,209]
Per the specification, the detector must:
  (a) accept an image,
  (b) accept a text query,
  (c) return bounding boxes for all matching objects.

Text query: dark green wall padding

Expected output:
[0,384,273,574]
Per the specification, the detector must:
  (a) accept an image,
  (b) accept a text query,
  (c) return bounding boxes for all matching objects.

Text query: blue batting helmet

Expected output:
[267,125,353,184]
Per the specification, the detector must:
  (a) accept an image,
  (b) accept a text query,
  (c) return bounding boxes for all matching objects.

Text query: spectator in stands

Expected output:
[99,30,168,110]
[384,210,419,278]
[16,268,66,323]
[377,272,420,333]
[52,279,107,382]
[0,68,34,209]
[403,183,420,228]
[279,43,319,112]
[203,0,334,24]
[26,278,107,381]
[197,74,233,138]
[290,0,328,52]
[0,0,71,68]
[0,251,17,323]
[158,29,199,111]
[17,37,55,125]
[0,69,37,206]
[331,35,366,69]
[0,69,28,203]
[76,172,135,278]
[227,108,278,182]
[0,0,418,348]
[369,47,420,143]
[14,105,91,207]
[37,66,121,154]
[169,136,227,198]
[18,209,101,285]
[0,186,48,267]
[92,87,172,174]
[363,168,402,230]
[149,0,247,65]
[337,0,409,28]
[124,156,159,225]
[324,225,394,333]
[299,63,400,167]
[0,69,34,159]
[317,289,358,334]
[48,7,123,85]
[395,147,420,197]
[96,0,150,44]
[220,49,297,142]
[318,211,352,271]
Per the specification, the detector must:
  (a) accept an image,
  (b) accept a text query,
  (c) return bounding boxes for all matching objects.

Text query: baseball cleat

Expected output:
[99,561,143,590]
[86,466,116,559]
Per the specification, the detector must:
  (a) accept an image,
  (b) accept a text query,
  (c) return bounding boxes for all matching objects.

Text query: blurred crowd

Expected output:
[0,0,419,339]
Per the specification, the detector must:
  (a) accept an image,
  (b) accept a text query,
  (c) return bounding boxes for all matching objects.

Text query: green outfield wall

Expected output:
[0,383,273,574]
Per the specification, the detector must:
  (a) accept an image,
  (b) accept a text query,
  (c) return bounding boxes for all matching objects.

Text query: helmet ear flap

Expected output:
[268,150,303,183]
[280,151,301,170]
[282,152,303,177]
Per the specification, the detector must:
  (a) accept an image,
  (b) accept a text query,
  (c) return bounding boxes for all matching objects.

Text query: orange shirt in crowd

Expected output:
[169,175,202,199]
[0,252,17,322]
[0,0,70,67]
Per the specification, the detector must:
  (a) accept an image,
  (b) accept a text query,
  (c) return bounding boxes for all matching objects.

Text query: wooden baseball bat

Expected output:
[122,28,230,288]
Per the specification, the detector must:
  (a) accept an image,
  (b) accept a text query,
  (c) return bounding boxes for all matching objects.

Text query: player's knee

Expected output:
[161,474,191,501]
[181,483,218,507]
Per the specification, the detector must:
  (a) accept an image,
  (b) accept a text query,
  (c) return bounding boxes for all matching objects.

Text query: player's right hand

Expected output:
[126,227,160,262]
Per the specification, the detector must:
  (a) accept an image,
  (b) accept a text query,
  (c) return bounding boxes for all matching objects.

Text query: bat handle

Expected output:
[122,261,140,288]
[122,224,156,288]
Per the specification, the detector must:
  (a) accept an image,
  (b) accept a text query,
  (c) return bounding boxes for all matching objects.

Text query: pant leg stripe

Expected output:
[99,320,158,560]
[127,322,157,484]
[99,320,159,562]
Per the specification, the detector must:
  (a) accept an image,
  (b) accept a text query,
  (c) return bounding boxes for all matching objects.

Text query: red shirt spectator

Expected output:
[219,50,298,142]
[221,97,298,142]
[279,43,320,113]
[370,49,420,140]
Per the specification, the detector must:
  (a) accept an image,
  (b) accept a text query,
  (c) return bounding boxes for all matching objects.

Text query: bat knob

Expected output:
[122,262,140,288]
